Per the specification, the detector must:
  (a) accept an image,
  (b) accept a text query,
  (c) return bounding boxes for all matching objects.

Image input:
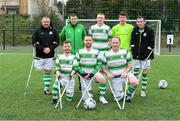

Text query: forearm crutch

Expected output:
[24,48,35,96]
[54,76,70,109]
[76,70,100,108]
[103,74,122,110]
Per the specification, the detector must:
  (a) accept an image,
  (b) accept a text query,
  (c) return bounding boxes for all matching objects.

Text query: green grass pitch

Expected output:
[0,52,180,120]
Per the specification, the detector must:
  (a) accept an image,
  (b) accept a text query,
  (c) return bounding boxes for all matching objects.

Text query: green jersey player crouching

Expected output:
[74,35,108,104]
[52,41,76,104]
[102,37,139,102]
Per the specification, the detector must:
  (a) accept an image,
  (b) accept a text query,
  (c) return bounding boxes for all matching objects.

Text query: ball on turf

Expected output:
[83,97,96,110]
[159,80,168,89]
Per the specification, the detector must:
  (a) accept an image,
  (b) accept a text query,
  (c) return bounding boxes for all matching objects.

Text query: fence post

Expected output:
[3,29,5,50]
[12,14,15,46]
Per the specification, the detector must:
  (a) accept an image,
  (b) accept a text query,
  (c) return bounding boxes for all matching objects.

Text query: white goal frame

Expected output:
[66,19,161,55]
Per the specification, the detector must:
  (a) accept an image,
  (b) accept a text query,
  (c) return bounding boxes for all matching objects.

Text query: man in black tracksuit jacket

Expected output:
[32,16,59,95]
[131,16,154,97]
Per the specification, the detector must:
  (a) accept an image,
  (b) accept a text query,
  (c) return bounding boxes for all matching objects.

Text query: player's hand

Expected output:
[81,72,88,77]
[107,73,113,79]
[121,71,128,78]
[68,75,72,80]
[88,73,94,79]
[43,47,51,54]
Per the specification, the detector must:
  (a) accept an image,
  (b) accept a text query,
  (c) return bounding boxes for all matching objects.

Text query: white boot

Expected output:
[99,97,108,104]
[141,90,146,97]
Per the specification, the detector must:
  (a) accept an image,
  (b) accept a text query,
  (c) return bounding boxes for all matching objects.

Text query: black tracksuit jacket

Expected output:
[131,25,154,60]
[32,26,59,58]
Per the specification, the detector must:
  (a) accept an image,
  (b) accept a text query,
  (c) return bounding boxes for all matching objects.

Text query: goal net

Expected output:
[66,19,161,55]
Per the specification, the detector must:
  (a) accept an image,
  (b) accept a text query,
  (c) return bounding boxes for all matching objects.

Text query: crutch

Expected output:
[76,71,100,108]
[54,76,71,109]
[138,49,154,81]
[24,48,35,96]
[122,77,129,109]
[78,73,92,97]
[103,74,122,110]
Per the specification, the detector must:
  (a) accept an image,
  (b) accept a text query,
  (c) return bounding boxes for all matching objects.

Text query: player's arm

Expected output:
[32,30,44,51]
[121,52,132,78]
[49,29,59,51]
[101,53,113,79]
[55,57,62,79]
[73,52,84,75]
[60,26,66,44]
[144,28,155,59]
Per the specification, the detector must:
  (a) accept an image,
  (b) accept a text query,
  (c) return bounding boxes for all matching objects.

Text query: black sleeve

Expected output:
[50,29,60,51]
[143,29,155,60]
[130,28,137,58]
[32,30,44,51]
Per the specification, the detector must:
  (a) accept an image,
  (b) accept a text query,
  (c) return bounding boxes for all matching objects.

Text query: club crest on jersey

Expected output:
[68,30,71,34]
[49,31,53,35]
[124,28,128,33]
[143,32,147,36]
[77,29,81,32]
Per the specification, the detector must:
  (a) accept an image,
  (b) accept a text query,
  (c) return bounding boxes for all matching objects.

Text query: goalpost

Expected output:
[66,19,161,55]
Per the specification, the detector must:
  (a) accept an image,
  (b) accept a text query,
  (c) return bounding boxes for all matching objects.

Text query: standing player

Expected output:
[131,16,154,97]
[60,13,86,54]
[89,12,112,55]
[52,41,76,104]
[102,37,139,102]
[112,11,133,50]
[32,16,59,95]
[75,35,108,104]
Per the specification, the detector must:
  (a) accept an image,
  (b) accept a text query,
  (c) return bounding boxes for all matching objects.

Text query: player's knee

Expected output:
[143,68,148,74]
[129,76,139,88]
[96,74,106,83]
[44,69,51,73]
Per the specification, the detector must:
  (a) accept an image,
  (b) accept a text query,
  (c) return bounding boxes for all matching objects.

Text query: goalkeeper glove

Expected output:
[89,73,94,79]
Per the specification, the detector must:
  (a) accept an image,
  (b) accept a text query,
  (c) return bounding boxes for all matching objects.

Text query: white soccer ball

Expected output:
[83,98,96,110]
[159,80,168,89]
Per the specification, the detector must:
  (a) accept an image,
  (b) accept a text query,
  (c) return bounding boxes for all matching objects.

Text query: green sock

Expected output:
[43,73,51,91]
[127,85,136,96]
[141,73,148,91]
[99,83,107,97]
[133,68,139,77]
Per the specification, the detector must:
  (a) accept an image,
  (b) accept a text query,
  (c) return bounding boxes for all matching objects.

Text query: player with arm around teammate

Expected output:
[131,16,154,97]
[74,35,108,104]
[52,41,76,104]
[102,37,139,102]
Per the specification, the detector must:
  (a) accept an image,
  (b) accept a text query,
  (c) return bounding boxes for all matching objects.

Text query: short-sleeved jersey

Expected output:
[102,49,132,76]
[55,54,77,76]
[89,24,112,51]
[112,23,133,50]
[75,48,101,74]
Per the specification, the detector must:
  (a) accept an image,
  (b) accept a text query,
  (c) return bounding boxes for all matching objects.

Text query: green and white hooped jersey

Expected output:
[102,49,132,76]
[89,24,112,51]
[55,54,77,76]
[76,48,101,74]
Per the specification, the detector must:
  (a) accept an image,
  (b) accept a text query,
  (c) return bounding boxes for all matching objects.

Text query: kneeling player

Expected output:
[102,37,139,102]
[52,41,76,104]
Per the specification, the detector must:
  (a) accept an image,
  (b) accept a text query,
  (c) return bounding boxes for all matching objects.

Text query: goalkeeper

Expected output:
[112,11,133,51]
[52,41,76,104]
[74,35,108,104]
[131,16,154,97]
